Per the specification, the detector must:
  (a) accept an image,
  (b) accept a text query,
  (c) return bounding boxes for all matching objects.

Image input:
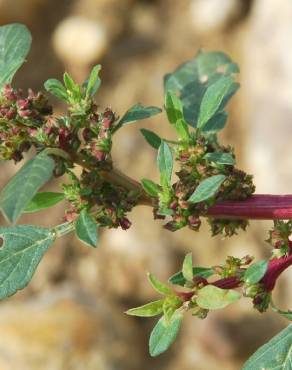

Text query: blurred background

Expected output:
[0,0,292,369]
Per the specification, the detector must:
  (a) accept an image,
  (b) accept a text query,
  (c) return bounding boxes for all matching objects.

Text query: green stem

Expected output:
[54,222,75,237]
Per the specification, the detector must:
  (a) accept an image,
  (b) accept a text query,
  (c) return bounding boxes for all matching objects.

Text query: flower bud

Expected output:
[119,217,131,230]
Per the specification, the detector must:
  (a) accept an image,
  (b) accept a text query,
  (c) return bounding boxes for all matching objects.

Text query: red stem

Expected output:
[207,194,292,220]
[260,246,292,291]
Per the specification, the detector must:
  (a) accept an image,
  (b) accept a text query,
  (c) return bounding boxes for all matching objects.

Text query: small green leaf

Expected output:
[141,179,160,197]
[75,209,98,248]
[140,128,162,149]
[24,192,65,213]
[44,79,68,101]
[204,152,235,165]
[149,311,183,357]
[188,174,226,203]
[201,112,228,132]
[148,273,172,295]
[164,51,239,127]
[0,225,56,299]
[244,260,268,285]
[169,267,214,286]
[115,104,162,131]
[242,325,292,370]
[182,253,193,282]
[63,72,80,99]
[197,76,237,129]
[0,24,32,88]
[86,65,101,97]
[165,91,184,124]
[126,299,164,317]
[175,119,190,141]
[196,285,241,310]
[157,141,173,184]
[162,296,182,323]
[0,153,55,223]
[63,72,75,91]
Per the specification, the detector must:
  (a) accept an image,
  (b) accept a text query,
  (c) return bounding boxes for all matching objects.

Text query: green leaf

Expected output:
[24,192,65,213]
[148,273,172,295]
[164,51,239,127]
[149,311,183,357]
[165,91,184,124]
[86,65,101,97]
[0,153,55,223]
[75,209,98,248]
[63,72,80,100]
[0,225,55,299]
[162,296,182,323]
[115,104,162,131]
[197,76,237,129]
[169,267,214,286]
[157,141,173,184]
[201,112,228,132]
[188,174,226,203]
[182,253,193,282]
[175,119,190,142]
[141,179,160,197]
[244,260,268,285]
[196,285,241,310]
[0,24,32,88]
[242,325,292,370]
[204,152,235,165]
[140,128,162,149]
[126,299,164,317]
[44,79,68,101]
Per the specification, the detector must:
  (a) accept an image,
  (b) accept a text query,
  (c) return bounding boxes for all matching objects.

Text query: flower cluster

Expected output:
[155,134,255,236]
[0,84,52,161]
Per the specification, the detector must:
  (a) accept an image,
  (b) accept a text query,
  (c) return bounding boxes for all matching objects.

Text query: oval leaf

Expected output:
[44,79,68,101]
[165,91,184,124]
[201,112,228,133]
[115,104,162,131]
[244,260,268,285]
[0,153,55,223]
[126,299,164,317]
[196,285,241,310]
[24,192,65,213]
[0,23,32,88]
[242,325,292,370]
[0,225,55,299]
[197,76,237,129]
[188,174,226,203]
[204,152,235,165]
[75,209,98,248]
[157,141,173,184]
[140,128,162,149]
[182,253,193,282]
[149,311,183,357]
[141,179,160,197]
[148,273,172,295]
[86,64,101,97]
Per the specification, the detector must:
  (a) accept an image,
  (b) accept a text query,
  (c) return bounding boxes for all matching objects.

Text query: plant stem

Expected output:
[71,152,292,220]
[207,195,292,220]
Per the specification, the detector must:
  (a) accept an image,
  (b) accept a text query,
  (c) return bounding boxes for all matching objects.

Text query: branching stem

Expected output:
[71,152,292,220]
